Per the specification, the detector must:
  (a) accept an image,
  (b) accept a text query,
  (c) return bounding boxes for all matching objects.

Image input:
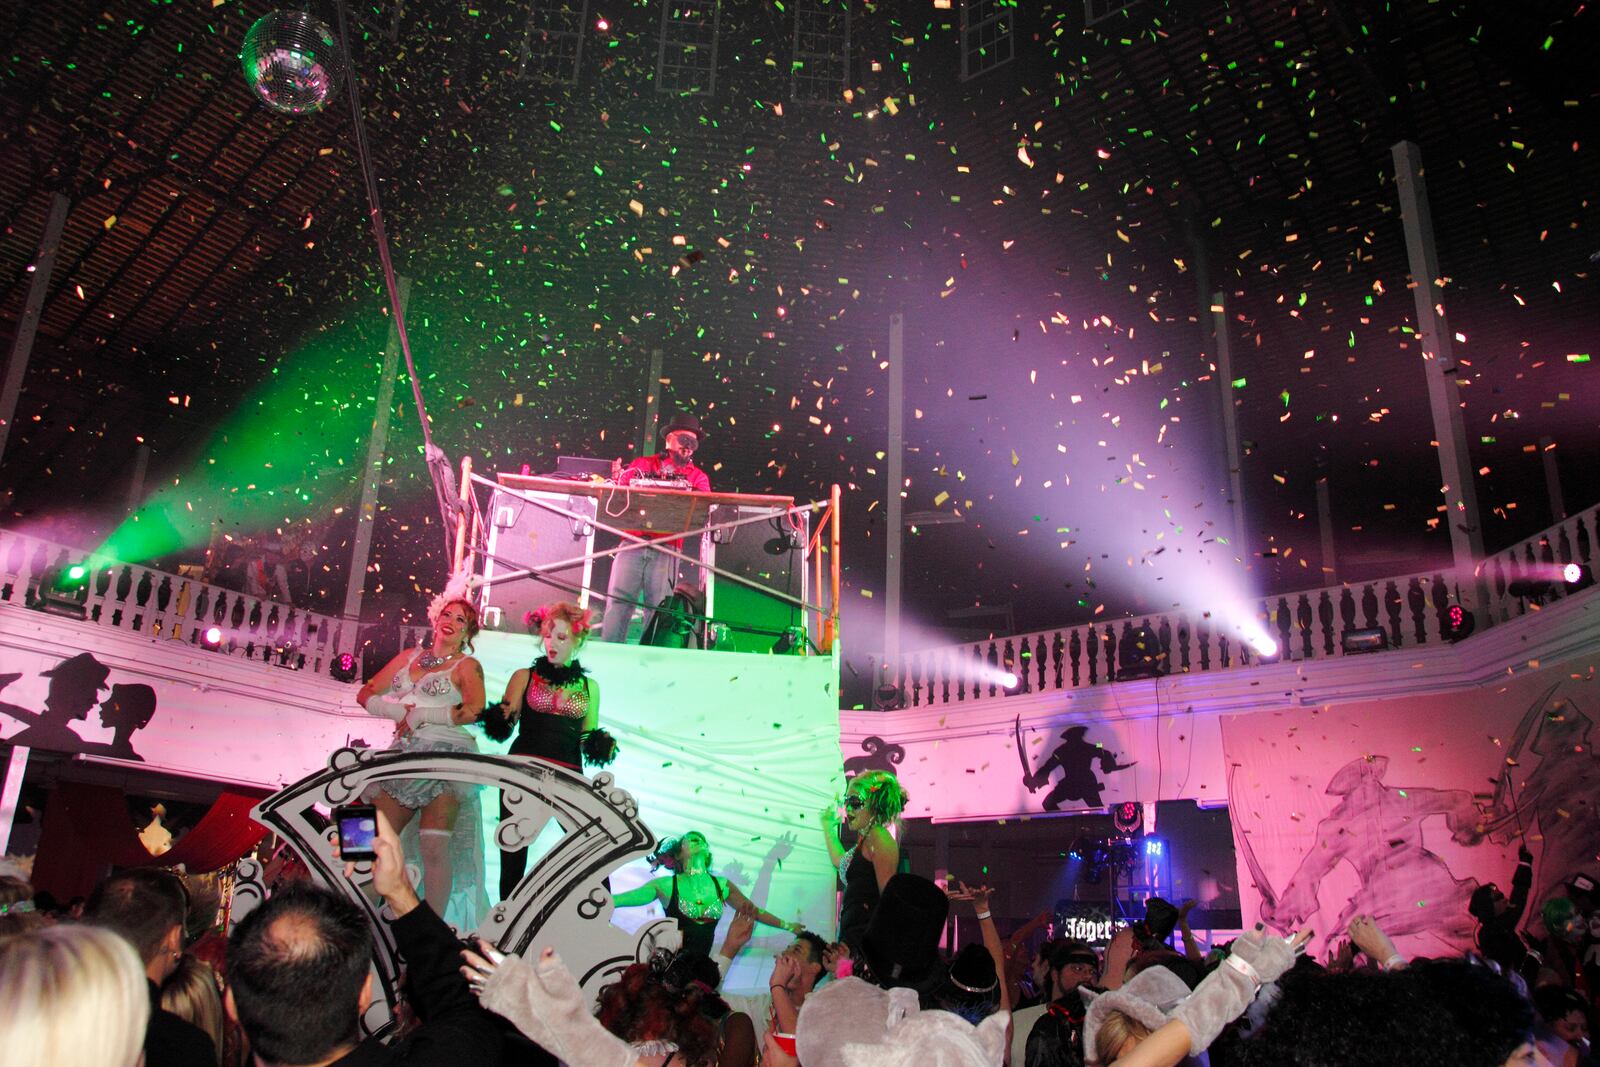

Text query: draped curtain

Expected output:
[32,782,268,897]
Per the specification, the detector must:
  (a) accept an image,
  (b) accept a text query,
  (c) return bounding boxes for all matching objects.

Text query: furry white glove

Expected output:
[1169,928,1303,1054]
[478,948,637,1067]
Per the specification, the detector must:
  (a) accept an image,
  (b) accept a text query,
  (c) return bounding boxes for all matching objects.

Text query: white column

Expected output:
[0,192,72,466]
[1390,141,1486,578]
[0,746,29,856]
[342,275,411,627]
[1316,473,1339,583]
[885,313,906,685]
[1211,292,1248,554]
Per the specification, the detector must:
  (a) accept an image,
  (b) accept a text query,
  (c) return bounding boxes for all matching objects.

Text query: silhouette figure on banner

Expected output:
[1256,755,1481,947]
[0,653,157,761]
[1023,725,1137,811]
[1478,684,1598,921]
[842,735,906,780]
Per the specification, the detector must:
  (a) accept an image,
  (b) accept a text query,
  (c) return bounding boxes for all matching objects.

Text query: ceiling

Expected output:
[0,0,1594,672]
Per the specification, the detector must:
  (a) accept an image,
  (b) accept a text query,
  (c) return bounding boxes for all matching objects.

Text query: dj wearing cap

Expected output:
[600,412,711,643]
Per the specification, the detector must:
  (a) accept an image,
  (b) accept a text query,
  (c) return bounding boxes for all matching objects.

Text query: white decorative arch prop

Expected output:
[240,747,679,1039]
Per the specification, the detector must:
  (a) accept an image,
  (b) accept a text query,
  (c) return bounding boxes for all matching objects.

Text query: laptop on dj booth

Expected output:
[552,455,614,480]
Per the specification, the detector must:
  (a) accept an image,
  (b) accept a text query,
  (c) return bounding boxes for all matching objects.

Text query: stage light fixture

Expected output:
[331,651,358,683]
[34,561,91,619]
[1112,800,1144,837]
[1116,626,1168,680]
[1563,563,1593,590]
[1445,603,1476,642]
[998,670,1020,689]
[771,627,802,655]
[201,625,224,651]
[1340,626,1389,655]
[873,683,903,711]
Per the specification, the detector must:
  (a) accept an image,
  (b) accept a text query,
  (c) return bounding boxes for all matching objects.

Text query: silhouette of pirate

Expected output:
[1024,725,1137,811]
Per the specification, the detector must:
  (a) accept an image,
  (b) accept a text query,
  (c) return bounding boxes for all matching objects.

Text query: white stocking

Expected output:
[419,828,454,918]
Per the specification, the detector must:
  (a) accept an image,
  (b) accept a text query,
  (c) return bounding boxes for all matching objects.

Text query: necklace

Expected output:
[417,649,458,671]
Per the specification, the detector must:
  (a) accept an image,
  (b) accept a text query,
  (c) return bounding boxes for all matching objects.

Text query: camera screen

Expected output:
[337,811,377,855]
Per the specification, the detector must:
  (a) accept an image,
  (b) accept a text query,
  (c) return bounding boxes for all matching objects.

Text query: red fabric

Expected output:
[32,782,268,898]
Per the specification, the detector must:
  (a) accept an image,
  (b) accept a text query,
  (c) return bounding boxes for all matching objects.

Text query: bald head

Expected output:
[227,884,372,1066]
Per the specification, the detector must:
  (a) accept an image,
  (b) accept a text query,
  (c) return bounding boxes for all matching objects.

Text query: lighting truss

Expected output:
[657,0,722,96]
[959,0,1015,82]
[518,0,590,84]
[791,0,851,106]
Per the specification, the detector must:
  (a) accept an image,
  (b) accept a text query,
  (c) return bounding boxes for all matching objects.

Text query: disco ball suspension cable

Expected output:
[328,0,460,554]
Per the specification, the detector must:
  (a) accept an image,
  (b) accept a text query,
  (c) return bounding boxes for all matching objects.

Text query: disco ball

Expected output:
[240,10,344,115]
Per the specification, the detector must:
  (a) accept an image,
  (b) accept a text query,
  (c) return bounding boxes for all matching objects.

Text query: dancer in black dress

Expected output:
[611,831,800,957]
[821,769,908,958]
[482,602,616,901]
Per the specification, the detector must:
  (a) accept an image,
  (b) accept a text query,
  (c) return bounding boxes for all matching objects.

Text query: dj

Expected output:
[600,412,711,643]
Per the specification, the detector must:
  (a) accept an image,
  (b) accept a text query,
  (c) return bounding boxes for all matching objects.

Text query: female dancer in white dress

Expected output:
[357,587,487,920]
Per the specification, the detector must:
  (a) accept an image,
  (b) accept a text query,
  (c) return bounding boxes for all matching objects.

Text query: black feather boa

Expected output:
[581,727,619,768]
[532,656,587,685]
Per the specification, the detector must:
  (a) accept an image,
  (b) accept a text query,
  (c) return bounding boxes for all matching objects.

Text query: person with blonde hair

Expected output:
[821,769,909,958]
[161,955,227,1067]
[0,923,150,1067]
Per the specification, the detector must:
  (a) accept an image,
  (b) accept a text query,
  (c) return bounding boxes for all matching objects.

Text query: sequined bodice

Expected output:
[837,843,859,883]
[524,673,590,720]
[670,874,726,922]
[390,652,463,709]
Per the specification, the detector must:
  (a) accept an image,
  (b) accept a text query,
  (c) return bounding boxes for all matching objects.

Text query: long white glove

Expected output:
[476,947,638,1067]
[362,693,408,721]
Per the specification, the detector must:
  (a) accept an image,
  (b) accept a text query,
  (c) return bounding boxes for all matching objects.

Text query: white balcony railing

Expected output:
[885,500,1600,708]
[0,527,356,674]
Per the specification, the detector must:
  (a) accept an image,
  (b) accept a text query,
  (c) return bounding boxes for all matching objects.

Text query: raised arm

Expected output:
[820,801,845,866]
[952,881,1010,1013]
[610,877,666,909]
[726,882,799,933]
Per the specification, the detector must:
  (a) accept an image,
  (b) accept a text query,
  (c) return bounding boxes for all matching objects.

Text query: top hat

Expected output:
[40,652,111,690]
[860,873,949,986]
[660,412,704,442]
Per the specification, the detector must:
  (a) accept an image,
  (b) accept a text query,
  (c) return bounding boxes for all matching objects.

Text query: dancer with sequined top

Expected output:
[482,601,617,900]
[611,831,801,957]
[357,580,487,918]
[821,769,908,958]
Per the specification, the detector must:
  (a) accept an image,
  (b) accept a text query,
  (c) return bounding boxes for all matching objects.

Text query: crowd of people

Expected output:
[2,792,1595,1067]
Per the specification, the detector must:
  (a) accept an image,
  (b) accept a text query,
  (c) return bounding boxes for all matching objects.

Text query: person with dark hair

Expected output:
[1532,985,1590,1067]
[85,867,216,1067]
[86,682,159,761]
[226,808,499,1067]
[715,911,828,1051]
[820,769,909,959]
[1470,846,1536,978]
[1228,957,1538,1067]
[357,584,488,920]
[1019,942,1101,1067]
[610,831,799,957]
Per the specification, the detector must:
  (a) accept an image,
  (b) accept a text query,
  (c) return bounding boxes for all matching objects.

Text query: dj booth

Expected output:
[476,473,816,653]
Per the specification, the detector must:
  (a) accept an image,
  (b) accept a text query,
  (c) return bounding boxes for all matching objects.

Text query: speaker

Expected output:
[481,488,598,630]
[705,505,806,653]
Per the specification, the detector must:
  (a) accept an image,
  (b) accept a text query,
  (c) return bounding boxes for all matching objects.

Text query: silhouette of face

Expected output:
[98,685,156,736]
[44,666,107,720]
